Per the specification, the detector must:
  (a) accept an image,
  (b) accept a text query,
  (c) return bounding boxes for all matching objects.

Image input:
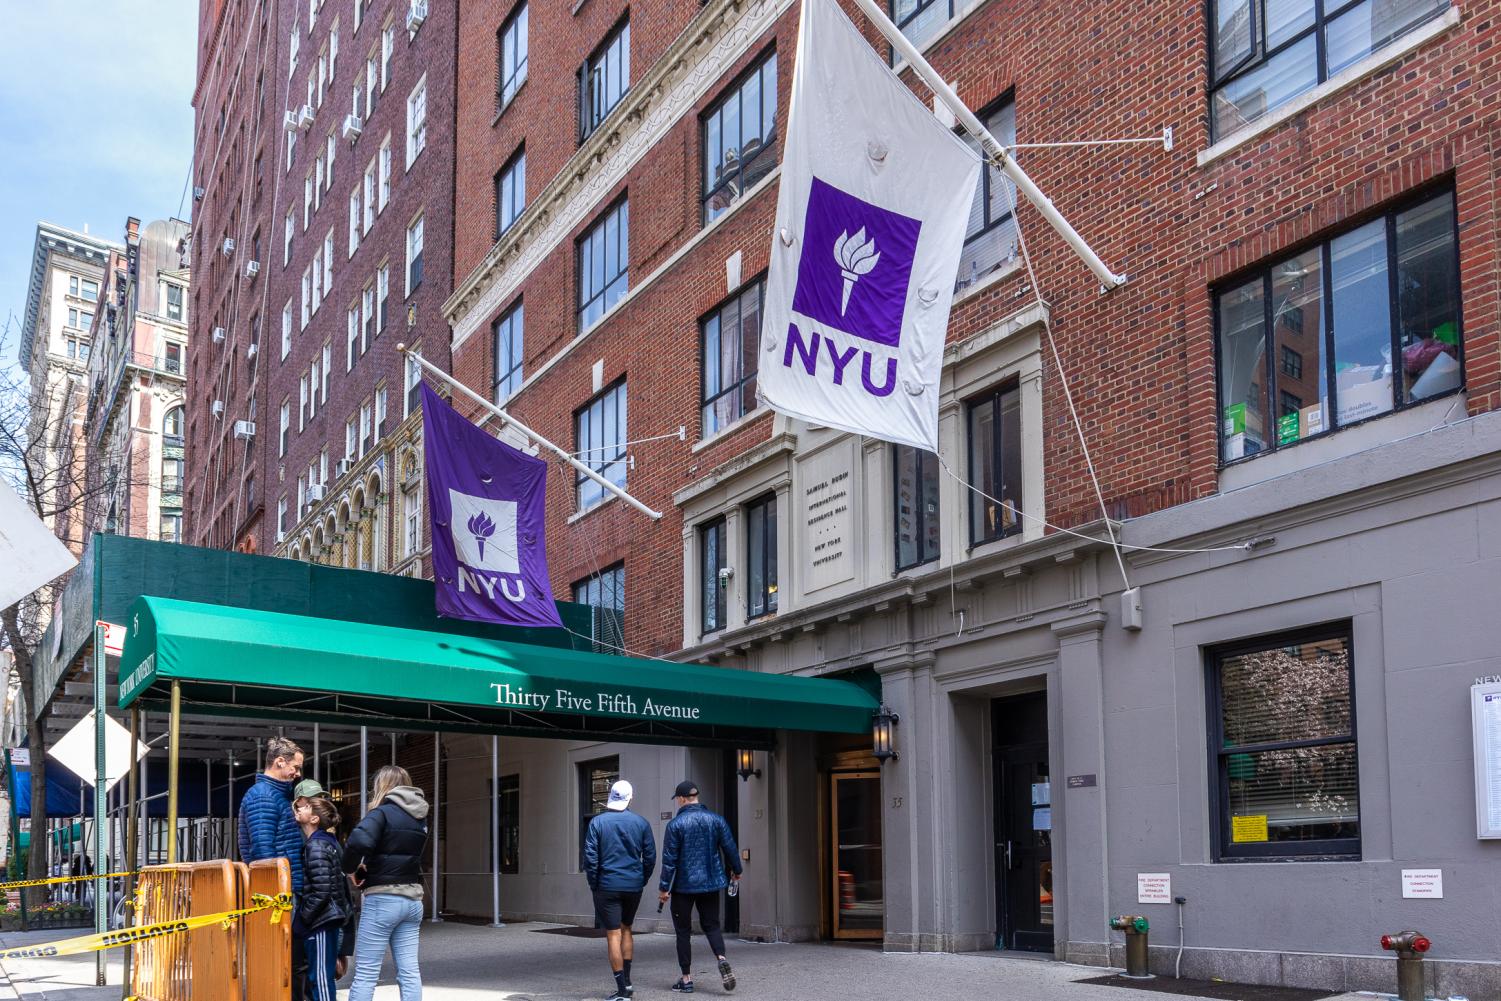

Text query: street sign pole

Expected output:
[92,622,106,986]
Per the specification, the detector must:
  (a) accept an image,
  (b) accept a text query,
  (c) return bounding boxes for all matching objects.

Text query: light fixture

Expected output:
[872,706,899,764]
[736,748,761,782]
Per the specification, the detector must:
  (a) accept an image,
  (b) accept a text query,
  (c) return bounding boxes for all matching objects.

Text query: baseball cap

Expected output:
[293,779,327,800]
[606,780,633,811]
[672,780,699,800]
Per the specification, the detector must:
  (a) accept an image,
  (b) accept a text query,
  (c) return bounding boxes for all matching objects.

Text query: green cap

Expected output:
[293,779,327,800]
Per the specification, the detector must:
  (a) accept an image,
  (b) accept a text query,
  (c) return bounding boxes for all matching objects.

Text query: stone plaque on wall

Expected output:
[799,446,856,594]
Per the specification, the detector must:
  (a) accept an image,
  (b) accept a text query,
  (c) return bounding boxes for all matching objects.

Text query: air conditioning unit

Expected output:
[245,260,261,278]
[337,457,356,477]
[306,484,326,503]
[298,105,315,130]
[211,326,226,343]
[342,114,363,142]
[221,237,236,256]
[283,110,301,132]
[405,0,427,32]
[246,343,259,361]
[193,186,205,202]
[233,420,256,440]
[211,400,225,418]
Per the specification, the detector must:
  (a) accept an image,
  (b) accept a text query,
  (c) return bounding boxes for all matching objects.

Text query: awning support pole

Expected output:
[166,681,180,864]
[92,623,106,986]
[490,735,503,928]
[359,726,368,816]
[226,750,236,863]
[847,0,1128,291]
[430,733,442,923]
[398,344,664,520]
[313,723,320,782]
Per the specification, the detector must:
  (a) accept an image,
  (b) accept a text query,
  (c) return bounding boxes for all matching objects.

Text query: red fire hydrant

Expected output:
[1379,930,1431,1001]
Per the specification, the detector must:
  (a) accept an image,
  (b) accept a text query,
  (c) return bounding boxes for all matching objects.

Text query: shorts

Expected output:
[592,889,643,930]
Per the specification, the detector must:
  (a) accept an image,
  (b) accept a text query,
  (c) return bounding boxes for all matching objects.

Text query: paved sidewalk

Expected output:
[0,921,1372,1001]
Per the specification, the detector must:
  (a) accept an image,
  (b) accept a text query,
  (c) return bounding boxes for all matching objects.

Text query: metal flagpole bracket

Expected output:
[848,0,1129,292]
[399,343,664,520]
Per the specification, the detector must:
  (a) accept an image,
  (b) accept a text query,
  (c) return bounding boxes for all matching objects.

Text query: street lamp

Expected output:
[736,748,761,781]
[872,706,899,763]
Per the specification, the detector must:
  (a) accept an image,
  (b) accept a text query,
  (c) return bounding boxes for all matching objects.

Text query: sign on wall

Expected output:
[1473,681,1501,839]
[1136,873,1171,905]
[798,447,856,594]
[1400,869,1443,899]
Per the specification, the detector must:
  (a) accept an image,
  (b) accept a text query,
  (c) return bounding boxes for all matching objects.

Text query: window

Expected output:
[493,302,524,402]
[1216,189,1460,463]
[284,208,296,265]
[1207,625,1359,859]
[745,493,777,619]
[702,52,777,224]
[349,190,361,256]
[381,22,395,89]
[164,341,184,373]
[300,373,310,429]
[576,755,620,865]
[359,399,372,456]
[573,380,627,510]
[165,283,185,322]
[79,278,99,303]
[288,127,298,172]
[163,406,185,439]
[363,160,377,231]
[404,352,422,416]
[282,301,293,359]
[406,75,428,168]
[345,416,358,461]
[700,517,727,634]
[347,305,360,370]
[577,199,628,329]
[362,284,375,351]
[700,278,762,436]
[497,3,528,108]
[278,497,288,538]
[378,136,392,209]
[161,457,184,493]
[374,384,388,440]
[403,481,421,555]
[572,565,624,653]
[967,382,1023,545]
[890,0,963,49]
[279,400,291,456]
[956,100,1018,292]
[321,341,332,400]
[304,171,315,229]
[160,513,183,544]
[365,50,380,117]
[1210,0,1448,140]
[492,774,520,875]
[495,147,526,237]
[894,446,940,570]
[579,19,630,141]
[67,308,94,329]
[406,214,425,294]
[323,229,335,294]
[329,19,339,77]
[377,263,391,330]
[290,21,300,75]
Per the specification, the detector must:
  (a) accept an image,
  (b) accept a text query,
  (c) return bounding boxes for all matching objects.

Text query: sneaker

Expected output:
[718,959,736,992]
[605,994,630,1001]
[671,979,695,993]
[623,985,634,997]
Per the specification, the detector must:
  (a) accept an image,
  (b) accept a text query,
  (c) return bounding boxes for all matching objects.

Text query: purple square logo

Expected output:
[791,176,921,348]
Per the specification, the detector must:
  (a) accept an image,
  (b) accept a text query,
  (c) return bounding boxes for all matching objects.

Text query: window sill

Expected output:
[693,407,769,454]
[1198,6,1461,168]
[952,256,1024,307]
[567,492,619,525]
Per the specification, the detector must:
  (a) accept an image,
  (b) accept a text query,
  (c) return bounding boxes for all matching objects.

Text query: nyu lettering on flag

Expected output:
[421,382,562,629]
[758,0,980,452]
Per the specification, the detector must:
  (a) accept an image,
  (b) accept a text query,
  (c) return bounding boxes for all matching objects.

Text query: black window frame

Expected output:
[1207,0,1450,141]
[492,299,524,403]
[572,378,628,510]
[887,0,957,58]
[577,755,620,868]
[699,276,764,438]
[744,492,777,620]
[487,773,520,875]
[700,48,778,225]
[955,96,1018,293]
[699,516,727,634]
[1213,185,1463,467]
[572,562,624,654]
[496,1,528,111]
[578,16,630,143]
[576,197,629,330]
[1205,622,1361,862]
[893,445,940,572]
[965,381,1023,547]
[494,144,526,239]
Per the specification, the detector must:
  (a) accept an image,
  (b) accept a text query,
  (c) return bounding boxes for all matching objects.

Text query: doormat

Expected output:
[1074,975,1339,1001]
[532,925,609,939]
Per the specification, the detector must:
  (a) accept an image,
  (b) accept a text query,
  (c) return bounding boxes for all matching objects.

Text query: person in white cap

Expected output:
[584,779,657,1000]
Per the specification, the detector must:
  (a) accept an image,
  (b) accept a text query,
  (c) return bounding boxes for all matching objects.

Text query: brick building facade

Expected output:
[432,0,1501,993]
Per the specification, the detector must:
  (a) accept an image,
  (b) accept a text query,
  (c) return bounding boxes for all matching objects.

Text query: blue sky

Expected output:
[0,1,198,378]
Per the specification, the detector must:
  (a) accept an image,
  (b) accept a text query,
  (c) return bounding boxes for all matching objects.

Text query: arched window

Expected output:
[163,406,185,439]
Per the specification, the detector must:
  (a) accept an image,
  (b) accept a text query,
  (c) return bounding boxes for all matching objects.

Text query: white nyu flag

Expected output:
[758,0,980,452]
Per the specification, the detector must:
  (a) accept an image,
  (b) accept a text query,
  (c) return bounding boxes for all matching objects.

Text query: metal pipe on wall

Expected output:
[490,735,502,928]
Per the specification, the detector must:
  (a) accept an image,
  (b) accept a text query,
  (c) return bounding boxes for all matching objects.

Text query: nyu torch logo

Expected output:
[449,489,526,603]
[787,177,921,397]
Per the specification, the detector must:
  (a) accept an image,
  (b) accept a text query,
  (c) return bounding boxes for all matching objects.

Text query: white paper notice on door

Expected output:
[1472,682,1501,839]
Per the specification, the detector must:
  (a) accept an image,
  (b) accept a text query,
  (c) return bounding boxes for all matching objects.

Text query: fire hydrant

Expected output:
[1380,930,1431,1001]
[1110,915,1152,979]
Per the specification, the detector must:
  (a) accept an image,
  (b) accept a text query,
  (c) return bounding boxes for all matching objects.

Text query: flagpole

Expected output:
[846,0,1129,291]
[399,344,664,521]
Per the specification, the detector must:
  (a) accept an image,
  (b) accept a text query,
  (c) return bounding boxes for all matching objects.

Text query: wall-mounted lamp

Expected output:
[872,706,899,763]
[736,748,761,781]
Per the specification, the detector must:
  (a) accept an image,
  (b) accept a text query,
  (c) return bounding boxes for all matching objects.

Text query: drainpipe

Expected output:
[1174,896,1186,978]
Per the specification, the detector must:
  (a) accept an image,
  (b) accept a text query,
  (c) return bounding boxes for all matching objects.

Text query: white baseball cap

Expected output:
[606,780,633,811]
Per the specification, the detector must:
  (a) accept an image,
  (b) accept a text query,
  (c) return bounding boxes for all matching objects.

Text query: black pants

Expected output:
[669,891,727,975]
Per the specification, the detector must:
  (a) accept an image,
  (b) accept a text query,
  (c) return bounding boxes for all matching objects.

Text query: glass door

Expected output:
[830,771,883,940]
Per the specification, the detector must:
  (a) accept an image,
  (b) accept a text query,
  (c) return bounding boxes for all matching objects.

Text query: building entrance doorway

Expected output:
[830,769,883,939]
[992,692,1053,953]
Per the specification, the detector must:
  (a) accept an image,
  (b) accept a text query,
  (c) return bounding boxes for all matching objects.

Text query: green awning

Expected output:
[118,596,879,747]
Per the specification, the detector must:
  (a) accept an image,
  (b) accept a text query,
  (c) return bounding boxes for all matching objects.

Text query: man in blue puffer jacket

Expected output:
[237,736,306,999]
[585,780,656,1000]
[658,780,742,994]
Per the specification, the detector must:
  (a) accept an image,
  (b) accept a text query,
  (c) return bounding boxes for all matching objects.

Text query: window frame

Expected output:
[1212,185,1463,467]
[576,755,621,868]
[744,492,778,620]
[497,2,528,111]
[699,516,728,634]
[492,300,524,403]
[965,380,1024,547]
[572,378,628,510]
[893,445,940,572]
[406,213,425,296]
[699,276,764,438]
[1204,622,1361,862]
[578,16,630,143]
[575,197,629,331]
[572,563,625,653]
[489,773,521,875]
[495,145,526,239]
[700,48,778,225]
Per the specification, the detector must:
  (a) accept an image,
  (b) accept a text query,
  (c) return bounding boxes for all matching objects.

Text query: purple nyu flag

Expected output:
[421,383,563,629]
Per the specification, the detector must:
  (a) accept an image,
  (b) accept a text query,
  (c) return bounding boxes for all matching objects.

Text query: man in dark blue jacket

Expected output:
[585,780,656,1001]
[658,780,742,994]
[236,736,305,999]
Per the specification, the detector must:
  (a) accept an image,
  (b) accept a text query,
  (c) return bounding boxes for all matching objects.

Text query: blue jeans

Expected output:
[302,925,341,1001]
[349,893,423,1001]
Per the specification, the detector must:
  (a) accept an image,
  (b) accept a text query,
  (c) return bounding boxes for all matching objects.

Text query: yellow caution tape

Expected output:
[0,893,291,961]
[0,870,139,891]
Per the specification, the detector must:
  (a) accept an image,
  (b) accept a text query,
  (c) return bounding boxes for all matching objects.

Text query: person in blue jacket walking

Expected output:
[584,780,657,1001]
[657,780,742,994]
[237,736,307,999]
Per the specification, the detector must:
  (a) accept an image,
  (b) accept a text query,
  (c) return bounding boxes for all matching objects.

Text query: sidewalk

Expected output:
[0,921,1372,1000]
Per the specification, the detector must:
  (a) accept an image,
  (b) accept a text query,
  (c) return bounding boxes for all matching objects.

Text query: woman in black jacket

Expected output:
[342,765,430,1001]
[295,796,351,1001]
